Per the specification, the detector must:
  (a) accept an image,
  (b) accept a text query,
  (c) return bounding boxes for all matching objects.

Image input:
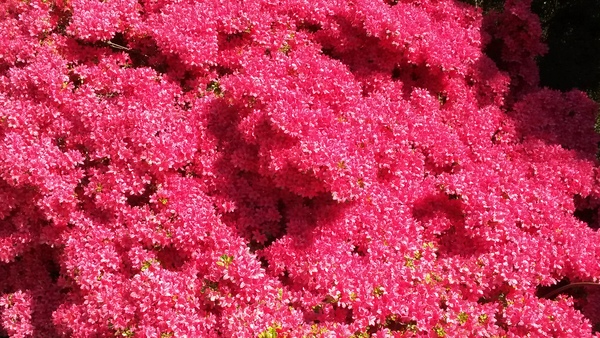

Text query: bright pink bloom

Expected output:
[1,0,600,336]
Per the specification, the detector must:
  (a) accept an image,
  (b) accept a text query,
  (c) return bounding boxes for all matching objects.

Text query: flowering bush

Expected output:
[1,0,600,337]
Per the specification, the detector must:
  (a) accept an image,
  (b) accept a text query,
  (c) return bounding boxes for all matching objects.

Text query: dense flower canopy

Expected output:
[1,0,600,337]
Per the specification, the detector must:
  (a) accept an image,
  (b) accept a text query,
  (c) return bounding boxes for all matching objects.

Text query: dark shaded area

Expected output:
[536,279,600,311]
[351,243,368,257]
[532,0,600,100]
[458,0,600,102]
[536,276,572,299]
[125,182,158,208]
[412,193,464,225]
[391,62,446,100]
[573,194,600,230]
[0,245,64,338]
[483,38,508,72]
[384,317,418,333]
[154,245,189,271]
[351,316,420,336]
[301,295,354,327]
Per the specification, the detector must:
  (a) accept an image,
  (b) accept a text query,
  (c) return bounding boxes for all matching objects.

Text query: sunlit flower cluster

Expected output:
[1,0,600,336]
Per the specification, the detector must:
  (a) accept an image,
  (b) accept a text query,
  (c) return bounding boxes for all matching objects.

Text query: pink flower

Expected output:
[2,0,600,336]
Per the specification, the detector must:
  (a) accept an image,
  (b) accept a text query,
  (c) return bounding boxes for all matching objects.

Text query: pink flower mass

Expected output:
[1,0,600,336]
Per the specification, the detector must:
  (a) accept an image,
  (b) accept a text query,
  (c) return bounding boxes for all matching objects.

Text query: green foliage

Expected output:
[206,80,223,97]
[258,323,281,338]
[216,254,234,267]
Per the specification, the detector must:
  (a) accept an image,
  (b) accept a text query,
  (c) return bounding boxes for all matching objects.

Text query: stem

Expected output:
[105,41,131,51]
[102,41,149,58]
[542,282,600,299]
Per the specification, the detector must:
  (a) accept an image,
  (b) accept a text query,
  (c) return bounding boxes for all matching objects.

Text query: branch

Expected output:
[541,282,600,299]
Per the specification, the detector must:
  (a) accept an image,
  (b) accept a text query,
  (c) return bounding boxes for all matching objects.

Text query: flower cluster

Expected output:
[1,0,600,336]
